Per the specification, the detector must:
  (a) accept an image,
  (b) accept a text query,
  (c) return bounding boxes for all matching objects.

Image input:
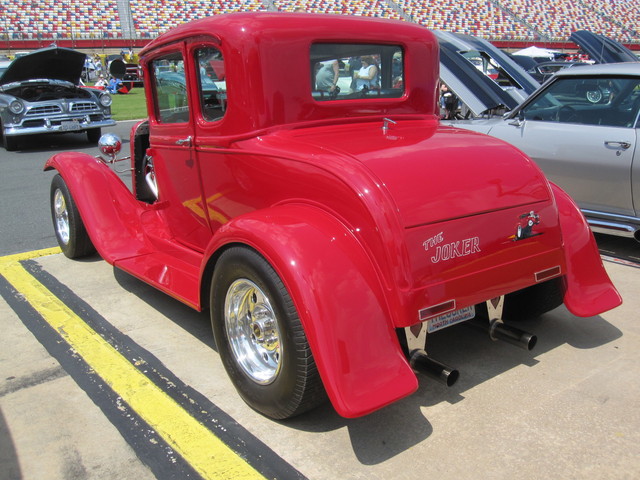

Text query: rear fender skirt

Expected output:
[204,204,417,418]
[551,183,622,316]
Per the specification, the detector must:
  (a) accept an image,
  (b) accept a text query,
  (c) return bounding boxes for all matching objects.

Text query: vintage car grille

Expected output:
[27,105,62,116]
[23,119,46,128]
[71,102,99,113]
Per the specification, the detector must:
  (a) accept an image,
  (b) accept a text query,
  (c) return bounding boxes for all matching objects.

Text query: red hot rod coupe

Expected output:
[45,13,621,420]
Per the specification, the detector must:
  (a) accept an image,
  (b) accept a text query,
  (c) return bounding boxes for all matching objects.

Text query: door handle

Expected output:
[175,136,192,146]
[604,141,631,150]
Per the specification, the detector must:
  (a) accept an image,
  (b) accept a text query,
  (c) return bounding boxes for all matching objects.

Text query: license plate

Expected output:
[61,120,81,131]
[427,306,475,333]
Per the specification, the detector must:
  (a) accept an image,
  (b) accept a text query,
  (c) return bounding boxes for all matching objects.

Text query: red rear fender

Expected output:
[551,184,622,317]
[206,205,417,417]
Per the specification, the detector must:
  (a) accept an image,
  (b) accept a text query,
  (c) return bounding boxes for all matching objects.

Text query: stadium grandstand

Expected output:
[1,0,639,52]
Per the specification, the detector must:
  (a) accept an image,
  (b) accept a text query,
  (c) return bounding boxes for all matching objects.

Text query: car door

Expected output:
[488,76,640,219]
[147,47,212,251]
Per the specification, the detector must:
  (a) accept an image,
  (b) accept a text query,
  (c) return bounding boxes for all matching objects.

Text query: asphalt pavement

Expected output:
[0,121,134,257]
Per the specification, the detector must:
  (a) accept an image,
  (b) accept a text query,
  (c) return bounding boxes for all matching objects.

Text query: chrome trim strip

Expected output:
[582,210,639,239]
[587,220,637,238]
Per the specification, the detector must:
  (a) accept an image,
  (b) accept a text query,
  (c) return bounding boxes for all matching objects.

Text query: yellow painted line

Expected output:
[0,249,264,480]
[1,247,62,263]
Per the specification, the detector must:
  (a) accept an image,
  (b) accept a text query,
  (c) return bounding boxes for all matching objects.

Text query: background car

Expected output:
[0,60,11,79]
[447,62,640,241]
[0,46,116,151]
[436,31,540,117]
[436,30,638,118]
[108,57,143,88]
[522,60,587,84]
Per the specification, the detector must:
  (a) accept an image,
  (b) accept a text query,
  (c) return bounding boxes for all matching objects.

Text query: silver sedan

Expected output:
[448,62,640,241]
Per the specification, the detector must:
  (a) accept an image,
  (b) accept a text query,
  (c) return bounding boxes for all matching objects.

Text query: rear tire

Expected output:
[210,247,326,419]
[503,278,564,321]
[50,174,96,259]
[475,279,564,322]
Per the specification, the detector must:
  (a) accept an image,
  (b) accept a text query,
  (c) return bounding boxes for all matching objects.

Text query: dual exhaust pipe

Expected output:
[485,319,537,351]
[409,320,536,387]
[410,349,459,387]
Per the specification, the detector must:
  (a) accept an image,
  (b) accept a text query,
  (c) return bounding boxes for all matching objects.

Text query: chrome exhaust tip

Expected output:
[490,320,537,351]
[410,349,459,387]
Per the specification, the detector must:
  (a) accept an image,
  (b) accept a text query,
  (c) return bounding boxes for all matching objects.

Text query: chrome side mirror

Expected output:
[508,110,525,127]
[97,133,122,163]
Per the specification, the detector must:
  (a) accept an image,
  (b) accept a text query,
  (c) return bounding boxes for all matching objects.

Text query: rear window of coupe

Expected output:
[311,43,404,101]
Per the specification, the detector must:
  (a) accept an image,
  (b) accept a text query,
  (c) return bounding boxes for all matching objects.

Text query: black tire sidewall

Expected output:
[1,122,18,151]
[50,174,95,259]
[211,247,304,419]
[4,136,18,151]
[87,128,102,144]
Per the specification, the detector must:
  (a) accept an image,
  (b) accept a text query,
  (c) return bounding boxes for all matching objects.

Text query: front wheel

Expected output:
[50,174,96,259]
[210,247,325,419]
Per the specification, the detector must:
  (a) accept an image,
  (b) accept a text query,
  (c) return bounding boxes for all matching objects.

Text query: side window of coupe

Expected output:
[151,52,190,124]
[195,47,226,122]
[522,76,640,128]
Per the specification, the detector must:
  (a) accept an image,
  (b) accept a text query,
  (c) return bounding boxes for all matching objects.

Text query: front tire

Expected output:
[2,130,19,151]
[87,128,102,144]
[50,174,96,259]
[211,247,325,419]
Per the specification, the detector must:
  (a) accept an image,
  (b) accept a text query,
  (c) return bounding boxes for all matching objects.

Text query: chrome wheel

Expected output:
[53,188,70,245]
[224,279,282,384]
[212,247,325,418]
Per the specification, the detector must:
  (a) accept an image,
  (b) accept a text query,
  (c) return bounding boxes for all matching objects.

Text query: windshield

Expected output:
[311,43,404,101]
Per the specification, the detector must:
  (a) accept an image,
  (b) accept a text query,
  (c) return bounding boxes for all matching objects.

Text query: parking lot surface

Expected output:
[1,247,639,480]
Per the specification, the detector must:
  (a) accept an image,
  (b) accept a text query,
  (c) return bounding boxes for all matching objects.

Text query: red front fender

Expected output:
[204,204,417,418]
[45,152,153,264]
[551,183,622,317]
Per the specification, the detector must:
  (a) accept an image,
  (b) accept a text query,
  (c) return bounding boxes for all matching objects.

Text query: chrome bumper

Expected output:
[4,116,116,137]
[583,210,640,242]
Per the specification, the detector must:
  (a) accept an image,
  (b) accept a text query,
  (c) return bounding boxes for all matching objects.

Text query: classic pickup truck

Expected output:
[45,12,621,420]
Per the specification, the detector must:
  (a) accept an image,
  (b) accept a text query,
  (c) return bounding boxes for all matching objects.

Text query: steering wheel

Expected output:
[556,105,578,123]
[586,89,603,104]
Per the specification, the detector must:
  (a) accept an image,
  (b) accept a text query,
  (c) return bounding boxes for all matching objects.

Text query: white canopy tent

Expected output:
[513,46,560,60]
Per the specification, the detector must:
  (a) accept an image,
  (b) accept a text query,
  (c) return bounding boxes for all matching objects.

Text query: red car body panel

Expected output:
[551,184,623,317]
[45,13,621,418]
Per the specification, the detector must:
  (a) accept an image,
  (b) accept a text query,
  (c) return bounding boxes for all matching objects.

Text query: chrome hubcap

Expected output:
[224,279,282,384]
[53,189,70,245]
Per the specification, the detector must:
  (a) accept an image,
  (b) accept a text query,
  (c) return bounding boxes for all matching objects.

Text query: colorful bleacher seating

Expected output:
[3,0,121,39]
[0,0,638,44]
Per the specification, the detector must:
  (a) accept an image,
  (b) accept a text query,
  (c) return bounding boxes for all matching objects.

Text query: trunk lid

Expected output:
[281,119,551,228]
